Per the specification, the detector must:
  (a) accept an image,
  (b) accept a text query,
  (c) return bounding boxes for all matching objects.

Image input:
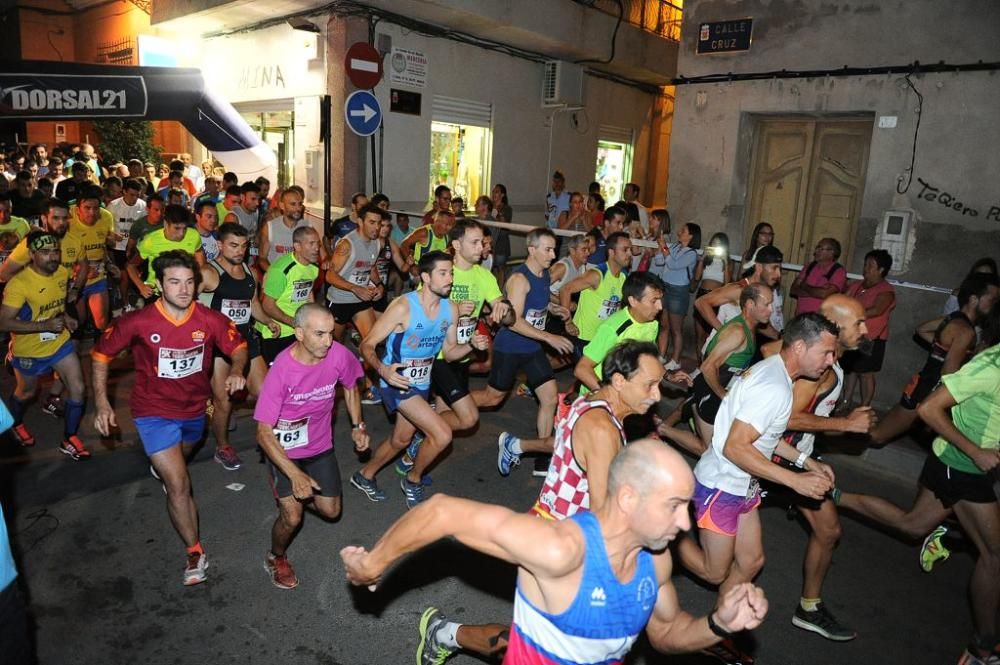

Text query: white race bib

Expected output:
[400,357,433,386]
[157,345,204,379]
[597,297,621,320]
[456,316,476,344]
[291,279,312,302]
[115,222,131,251]
[525,308,548,330]
[221,298,251,325]
[348,269,370,286]
[39,331,58,342]
[273,417,309,450]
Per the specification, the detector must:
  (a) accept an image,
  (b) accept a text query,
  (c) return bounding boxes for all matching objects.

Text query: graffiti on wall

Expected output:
[916,177,1000,221]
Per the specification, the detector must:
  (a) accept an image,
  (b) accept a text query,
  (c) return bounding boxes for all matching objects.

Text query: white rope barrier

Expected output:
[337,207,953,295]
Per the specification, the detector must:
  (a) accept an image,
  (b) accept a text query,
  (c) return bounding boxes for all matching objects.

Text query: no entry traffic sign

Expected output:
[345,42,383,89]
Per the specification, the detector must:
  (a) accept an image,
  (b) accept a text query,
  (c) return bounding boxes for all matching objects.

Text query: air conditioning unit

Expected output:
[542,61,584,107]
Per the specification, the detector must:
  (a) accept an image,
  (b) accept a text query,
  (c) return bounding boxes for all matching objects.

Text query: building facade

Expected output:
[668,0,1000,402]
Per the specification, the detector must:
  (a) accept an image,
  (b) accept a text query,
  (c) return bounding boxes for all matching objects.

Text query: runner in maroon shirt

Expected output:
[92,250,247,586]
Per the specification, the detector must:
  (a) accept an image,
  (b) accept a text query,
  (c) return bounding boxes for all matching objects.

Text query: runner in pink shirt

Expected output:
[254,303,368,589]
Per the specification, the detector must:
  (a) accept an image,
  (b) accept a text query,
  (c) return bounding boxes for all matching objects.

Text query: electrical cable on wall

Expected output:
[896,73,923,195]
[575,0,623,66]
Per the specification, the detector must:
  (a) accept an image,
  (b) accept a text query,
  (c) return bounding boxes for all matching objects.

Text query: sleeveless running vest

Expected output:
[505,511,658,665]
[573,263,625,342]
[549,256,586,296]
[534,397,625,520]
[267,218,303,266]
[381,291,452,390]
[410,224,447,262]
[328,230,381,304]
[706,314,756,373]
[206,259,257,336]
[374,238,393,284]
[495,264,550,354]
[784,362,844,457]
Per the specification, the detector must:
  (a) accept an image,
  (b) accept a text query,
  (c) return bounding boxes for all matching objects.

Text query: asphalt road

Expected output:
[0,356,978,665]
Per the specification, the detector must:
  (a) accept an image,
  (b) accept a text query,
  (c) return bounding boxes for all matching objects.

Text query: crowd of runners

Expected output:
[1,157,999,665]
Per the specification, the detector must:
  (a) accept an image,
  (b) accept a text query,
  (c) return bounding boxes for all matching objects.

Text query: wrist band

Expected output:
[794,451,809,469]
[707,612,734,638]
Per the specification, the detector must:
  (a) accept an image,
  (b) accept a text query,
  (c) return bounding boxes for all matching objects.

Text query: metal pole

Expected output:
[321,94,332,234]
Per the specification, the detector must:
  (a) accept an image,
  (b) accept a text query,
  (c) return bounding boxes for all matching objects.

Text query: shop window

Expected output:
[240,109,294,188]
[595,126,634,204]
[430,96,493,210]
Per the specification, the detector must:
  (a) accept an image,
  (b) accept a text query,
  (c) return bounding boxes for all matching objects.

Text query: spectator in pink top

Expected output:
[841,249,896,408]
[253,303,368,590]
[790,237,847,315]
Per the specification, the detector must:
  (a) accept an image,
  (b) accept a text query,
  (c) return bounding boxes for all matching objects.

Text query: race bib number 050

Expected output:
[221,298,251,325]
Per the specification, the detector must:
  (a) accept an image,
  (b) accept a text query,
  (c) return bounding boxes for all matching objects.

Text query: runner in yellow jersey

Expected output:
[399,210,454,275]
[68,186,116,332]
[0,231,90,459]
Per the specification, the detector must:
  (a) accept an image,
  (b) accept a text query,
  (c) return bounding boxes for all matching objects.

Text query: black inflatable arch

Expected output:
[0,61,277,181]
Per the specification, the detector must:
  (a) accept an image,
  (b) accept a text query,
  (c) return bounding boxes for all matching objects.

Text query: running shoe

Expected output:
[184,551,208,586]
[791,602,856,641]
[149,464,167,494]
[12,423,35,447]
[515,383,535,399]
[533,454,551,478]
[214,445,243,471]
[41,394,65,418]
[60,435,91,460]
[417,606,457,665]
[663,358,682,371]
[401,476,427,509]
[556,392,573,423]
[920,524,951,572]
[395,432,425,476]
[701,637,755,664]
[349,328,362,348]
[958,647,1000,665]
[361,386,383,405]
[265,552,299,589]
[350,472,387,502]
[497,432,521,477]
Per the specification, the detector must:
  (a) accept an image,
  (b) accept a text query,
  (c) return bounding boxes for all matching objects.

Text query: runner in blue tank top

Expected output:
[474,228,577,456]
[352,251,488,509]
[341,439,769,663]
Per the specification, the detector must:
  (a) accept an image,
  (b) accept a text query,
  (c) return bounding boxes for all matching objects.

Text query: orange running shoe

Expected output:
[60,435,91,460]
[12,423,35,447]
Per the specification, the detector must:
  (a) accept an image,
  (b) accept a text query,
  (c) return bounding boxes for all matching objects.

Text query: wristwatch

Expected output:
[352,422,366,430]
[794,451,809,469]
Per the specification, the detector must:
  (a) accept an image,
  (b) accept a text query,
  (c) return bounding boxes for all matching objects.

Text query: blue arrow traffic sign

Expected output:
[344,90,382,137]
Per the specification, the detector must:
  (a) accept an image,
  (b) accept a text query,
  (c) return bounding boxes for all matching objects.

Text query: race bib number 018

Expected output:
[157,345,205,379]
[221,298,251,325]
[274,417,309,450]
[400,357,433,386]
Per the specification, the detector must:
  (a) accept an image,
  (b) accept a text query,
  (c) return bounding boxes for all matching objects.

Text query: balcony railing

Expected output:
[582,0,683,42]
